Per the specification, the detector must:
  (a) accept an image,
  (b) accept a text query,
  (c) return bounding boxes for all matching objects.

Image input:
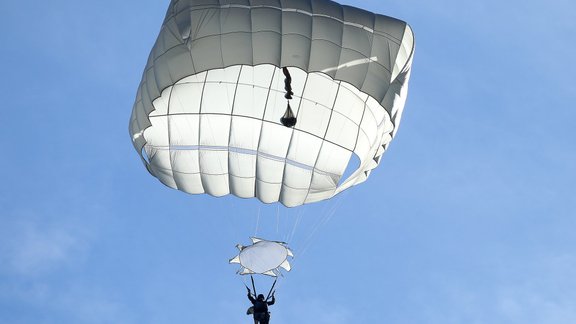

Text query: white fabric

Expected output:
[230,238,293,277]
[130,0,415,207]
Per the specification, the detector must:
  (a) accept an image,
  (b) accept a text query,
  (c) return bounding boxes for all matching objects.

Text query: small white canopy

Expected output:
[230,237,294,277]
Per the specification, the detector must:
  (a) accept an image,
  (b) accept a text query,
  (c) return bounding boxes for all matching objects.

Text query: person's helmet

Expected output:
[257,294,265,300]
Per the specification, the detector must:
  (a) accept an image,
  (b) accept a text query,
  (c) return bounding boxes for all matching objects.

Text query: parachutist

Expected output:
[247,290,275,324]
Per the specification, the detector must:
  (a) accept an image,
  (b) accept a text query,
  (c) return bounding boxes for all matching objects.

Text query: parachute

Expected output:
[230,237,293,277]
[129,0,415,208]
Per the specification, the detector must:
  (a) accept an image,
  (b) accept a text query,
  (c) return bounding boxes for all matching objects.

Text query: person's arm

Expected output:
[267,295,275,306]
[247,291,256,303]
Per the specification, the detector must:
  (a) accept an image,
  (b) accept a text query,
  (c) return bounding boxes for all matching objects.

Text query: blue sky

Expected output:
[1,0,575,323]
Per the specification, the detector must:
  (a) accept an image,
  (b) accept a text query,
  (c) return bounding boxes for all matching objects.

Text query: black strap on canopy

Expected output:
[282,67,294,99]
[281,67,297,127]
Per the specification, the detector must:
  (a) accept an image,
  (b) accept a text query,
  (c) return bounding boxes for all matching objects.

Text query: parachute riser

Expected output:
[251,275,257,297]
[265,278,277,301]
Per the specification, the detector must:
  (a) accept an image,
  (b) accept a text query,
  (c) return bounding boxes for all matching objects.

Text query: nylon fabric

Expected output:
[129,0,414,207]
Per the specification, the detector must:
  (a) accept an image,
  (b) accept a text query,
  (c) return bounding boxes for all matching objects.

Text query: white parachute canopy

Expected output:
[129,0,415,208]
[230,238,294,277]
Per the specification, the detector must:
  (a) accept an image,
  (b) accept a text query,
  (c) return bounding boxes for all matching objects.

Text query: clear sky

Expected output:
[1,0,575,323]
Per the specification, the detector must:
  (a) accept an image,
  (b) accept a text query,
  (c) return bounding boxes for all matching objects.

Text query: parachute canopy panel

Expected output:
[230,237,293,277]
[129,0,415,207]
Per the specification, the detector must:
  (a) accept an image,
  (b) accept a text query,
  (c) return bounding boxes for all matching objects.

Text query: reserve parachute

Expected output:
[230,237,293,277]
[129,0,414,207]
